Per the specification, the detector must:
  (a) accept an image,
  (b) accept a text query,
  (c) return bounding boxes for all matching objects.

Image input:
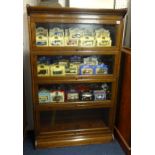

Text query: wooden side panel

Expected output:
[115,48,131,155]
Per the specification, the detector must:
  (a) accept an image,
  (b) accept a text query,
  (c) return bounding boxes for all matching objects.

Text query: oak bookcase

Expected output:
[27,5,127,148]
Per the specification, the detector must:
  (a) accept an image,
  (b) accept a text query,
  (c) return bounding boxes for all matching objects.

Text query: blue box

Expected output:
[79,65,95,75]
[38,89,51,103]
[94,64,108,75]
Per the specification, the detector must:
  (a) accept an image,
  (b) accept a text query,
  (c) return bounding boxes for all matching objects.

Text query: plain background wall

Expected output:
[70,0,114,8]
[23,0,130,130]
[124,0,131,47]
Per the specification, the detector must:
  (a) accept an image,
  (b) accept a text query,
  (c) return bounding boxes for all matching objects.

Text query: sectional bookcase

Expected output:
[27,5,127,148]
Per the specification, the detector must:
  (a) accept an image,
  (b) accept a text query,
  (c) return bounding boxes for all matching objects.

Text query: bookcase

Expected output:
[27,5,127,148]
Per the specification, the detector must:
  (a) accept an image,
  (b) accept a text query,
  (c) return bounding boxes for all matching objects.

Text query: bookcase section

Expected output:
[27,5,127,148]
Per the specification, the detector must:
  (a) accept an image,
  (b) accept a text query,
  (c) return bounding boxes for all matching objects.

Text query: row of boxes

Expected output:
[38,63,77,76]
[36,27,112,47]
[38,89,108,103]
[37,63,108,76]
[37,56,109,76]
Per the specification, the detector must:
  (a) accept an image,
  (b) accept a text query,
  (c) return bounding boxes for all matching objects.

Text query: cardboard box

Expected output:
[50,64,65,76]
[49,27,64,46]
[38,89,51,103]
[94,64,108,74]
[81,91,93,101]
[95,28,112,47]
[67,90,79,101]
[93,90,106,101]
[37,64,50,76]
[36,27,48,46]
[83,57,98,66]
[79,64,94,75]
[64,28,82,46]
[80,29,95,47]
[65,63,78,75]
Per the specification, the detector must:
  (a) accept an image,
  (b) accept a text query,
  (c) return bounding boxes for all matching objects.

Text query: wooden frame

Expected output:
[27,5,127,148]
[30,18,122,51]
[114,47,131,155]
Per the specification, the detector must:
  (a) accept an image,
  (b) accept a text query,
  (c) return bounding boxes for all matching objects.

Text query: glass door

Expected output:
[30,18,122,50]
[36,55,115,77]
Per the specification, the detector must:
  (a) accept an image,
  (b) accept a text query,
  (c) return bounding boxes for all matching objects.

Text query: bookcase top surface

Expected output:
[27,5,127,17]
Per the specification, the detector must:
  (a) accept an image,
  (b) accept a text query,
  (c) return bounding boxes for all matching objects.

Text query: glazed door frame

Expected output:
[29,15,124,51]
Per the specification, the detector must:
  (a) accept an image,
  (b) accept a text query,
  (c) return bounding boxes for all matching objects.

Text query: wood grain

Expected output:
[115,48,131,155]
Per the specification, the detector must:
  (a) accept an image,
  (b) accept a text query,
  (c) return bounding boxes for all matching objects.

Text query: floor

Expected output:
[23,134,125,155]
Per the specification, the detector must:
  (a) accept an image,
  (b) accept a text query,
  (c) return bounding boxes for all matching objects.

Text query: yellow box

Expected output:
[80,29,95,47]
[50,64,65,76]
[65,63,78,75]
[49,28,64,46]
[83,57,98,66]
[95,29,112,47]
[38,89,51,103]
[71,62,81,72]
[37,64,50,77]
[58,59,69,67]
[36,27,48,46]
[96,37,112,46]
[65,37,79,46]
[69,28,82,39]
[80,38,95,47]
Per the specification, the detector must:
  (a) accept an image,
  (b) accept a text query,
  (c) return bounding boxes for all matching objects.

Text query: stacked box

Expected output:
[50,90,65,102]
[50,64,65,76]
[58,59,69,68]
[80,29,95,47]
[65,63,79,75]
[95,28,112,47]
[36,27,48,46]
[81,91,93,101]
[49,27,64,46]
[93,90,106,101]
[38,89,51,103]
[83,57,98,66]
[65,28,82,46]
[37,64,50,76]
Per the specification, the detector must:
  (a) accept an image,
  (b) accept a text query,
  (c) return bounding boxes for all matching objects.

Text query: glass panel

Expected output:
[40,109,109,132]
[37,55,114,77]
[35,23,116,47]
[38,83,112,103]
